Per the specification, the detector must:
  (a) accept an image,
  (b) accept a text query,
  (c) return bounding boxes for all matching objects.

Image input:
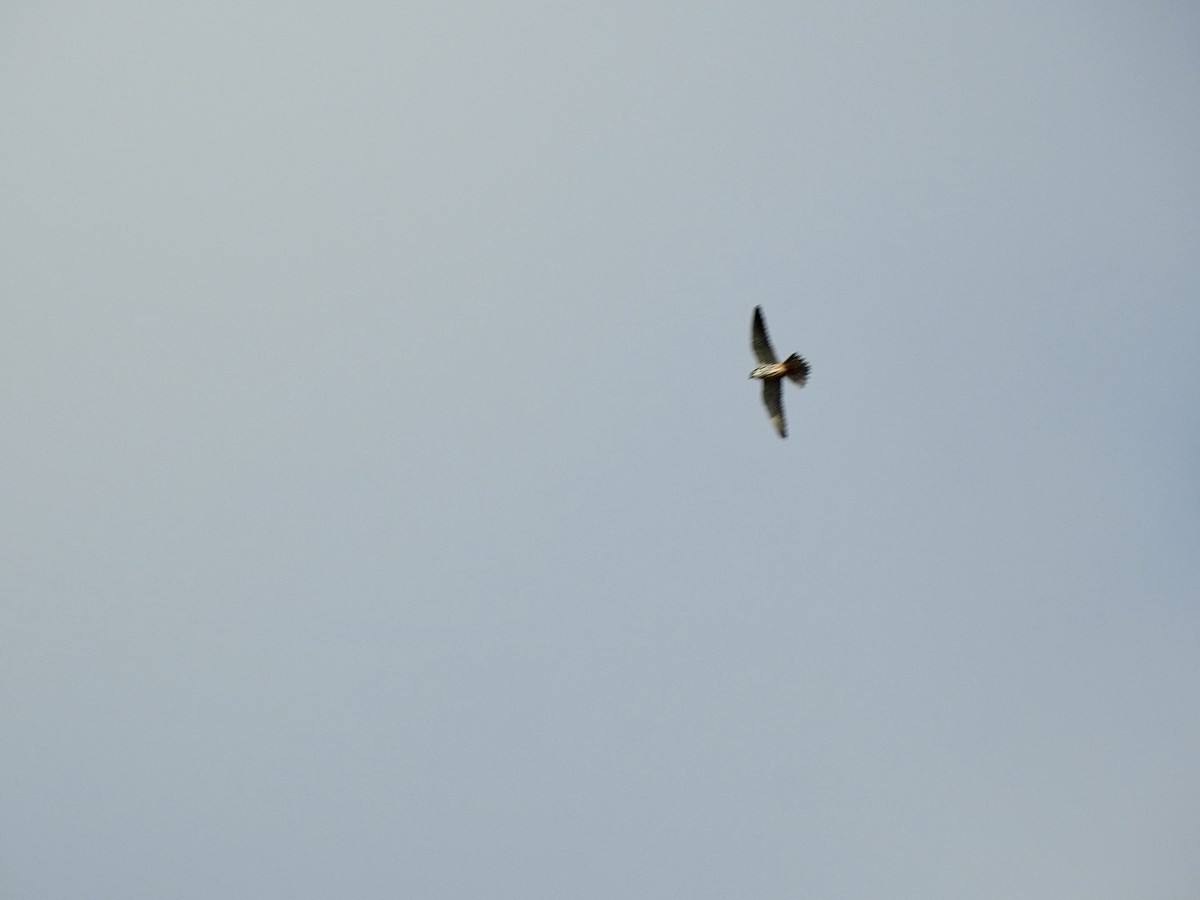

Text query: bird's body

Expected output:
[749,306,809,438]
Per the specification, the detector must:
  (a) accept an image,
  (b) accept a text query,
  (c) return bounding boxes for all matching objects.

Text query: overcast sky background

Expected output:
[3,3,1199,898]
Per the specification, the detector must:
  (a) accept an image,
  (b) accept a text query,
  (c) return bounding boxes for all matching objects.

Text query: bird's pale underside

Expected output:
[749,306,809,438]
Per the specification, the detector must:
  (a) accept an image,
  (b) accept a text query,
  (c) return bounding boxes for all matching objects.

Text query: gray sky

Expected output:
[3,3,1199,898]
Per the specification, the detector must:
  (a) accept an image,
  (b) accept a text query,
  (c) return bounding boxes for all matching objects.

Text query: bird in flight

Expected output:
[749,306,810,438]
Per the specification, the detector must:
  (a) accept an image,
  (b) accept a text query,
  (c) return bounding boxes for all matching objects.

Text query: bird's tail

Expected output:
[783,354,810,386]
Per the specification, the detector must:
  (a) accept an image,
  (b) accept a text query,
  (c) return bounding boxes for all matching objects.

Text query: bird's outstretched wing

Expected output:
[751,306,777,364]
[762,378,787,438]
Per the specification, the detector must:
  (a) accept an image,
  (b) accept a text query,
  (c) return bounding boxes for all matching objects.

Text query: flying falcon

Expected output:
[749,306,810,438]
